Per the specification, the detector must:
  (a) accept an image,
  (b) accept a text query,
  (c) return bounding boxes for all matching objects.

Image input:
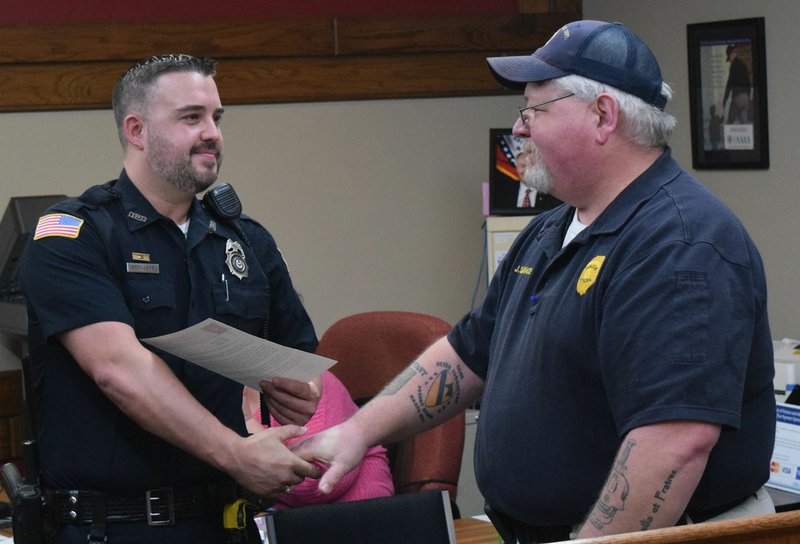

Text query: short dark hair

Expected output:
[111,54,217,147]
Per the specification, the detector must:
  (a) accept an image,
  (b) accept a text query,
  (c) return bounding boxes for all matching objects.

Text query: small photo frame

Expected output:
[488,128,561,216]
[686,17,769,169]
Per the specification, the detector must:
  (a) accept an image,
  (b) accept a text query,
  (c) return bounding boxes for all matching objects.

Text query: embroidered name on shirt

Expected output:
[576,255,606,295]
[126,262,160,274]
[514,265,534,275]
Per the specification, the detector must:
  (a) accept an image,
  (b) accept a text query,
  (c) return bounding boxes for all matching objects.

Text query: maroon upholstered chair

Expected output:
[316,311,465,516]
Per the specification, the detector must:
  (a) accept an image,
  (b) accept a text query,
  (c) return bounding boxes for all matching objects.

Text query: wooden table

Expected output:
[454,517,499,544]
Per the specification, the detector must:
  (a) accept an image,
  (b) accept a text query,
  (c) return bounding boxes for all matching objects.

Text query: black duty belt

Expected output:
[46,482,238,526]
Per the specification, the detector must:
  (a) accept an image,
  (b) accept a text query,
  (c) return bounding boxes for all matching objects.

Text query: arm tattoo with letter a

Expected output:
[406,360,464,424]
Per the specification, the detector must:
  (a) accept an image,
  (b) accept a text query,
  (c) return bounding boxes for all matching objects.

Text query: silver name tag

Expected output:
[126,262,160,274]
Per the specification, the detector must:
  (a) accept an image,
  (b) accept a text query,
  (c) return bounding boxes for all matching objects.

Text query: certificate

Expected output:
[142,318,335,388]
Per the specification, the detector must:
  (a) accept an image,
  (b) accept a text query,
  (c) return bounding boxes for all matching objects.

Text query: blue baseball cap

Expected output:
[487,20,667,110]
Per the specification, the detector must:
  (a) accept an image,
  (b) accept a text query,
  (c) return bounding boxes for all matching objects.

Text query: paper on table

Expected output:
[142,318,335,389]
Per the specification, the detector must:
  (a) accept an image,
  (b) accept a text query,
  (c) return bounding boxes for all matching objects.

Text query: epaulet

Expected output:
[239,212,266,231]
[77,180,121,209]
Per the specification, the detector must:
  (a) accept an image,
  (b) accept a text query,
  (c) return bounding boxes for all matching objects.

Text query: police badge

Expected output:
[225,239,249,279]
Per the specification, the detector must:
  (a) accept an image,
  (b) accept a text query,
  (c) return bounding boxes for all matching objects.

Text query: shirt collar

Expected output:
[114,170,217,235]
[588,147,682,236]
[533,147,681,254]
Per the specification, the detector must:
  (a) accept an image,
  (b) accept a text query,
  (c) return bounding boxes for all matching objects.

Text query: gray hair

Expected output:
[111,54,217,148]
[550,74,677,148]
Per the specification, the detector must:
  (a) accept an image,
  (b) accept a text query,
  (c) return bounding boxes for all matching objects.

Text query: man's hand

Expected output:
[290,420,369,495]
[260,376,322,426]
[231,424,321,497]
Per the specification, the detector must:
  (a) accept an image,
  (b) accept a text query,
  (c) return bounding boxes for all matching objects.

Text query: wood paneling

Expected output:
[0,20,335,63]
[0,8,581,112]
[0,370,23,463]
[0,370,21,418]
[519,0,582,15]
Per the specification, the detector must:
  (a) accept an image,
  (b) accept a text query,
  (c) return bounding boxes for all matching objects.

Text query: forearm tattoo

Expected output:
[588,439,635,531]
[587,438,680,533]
[380,360,464,424]
[640,468,678,530]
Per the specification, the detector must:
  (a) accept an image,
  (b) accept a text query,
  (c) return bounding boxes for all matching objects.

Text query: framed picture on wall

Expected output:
[488,128,561,215]
[686,17,769,169]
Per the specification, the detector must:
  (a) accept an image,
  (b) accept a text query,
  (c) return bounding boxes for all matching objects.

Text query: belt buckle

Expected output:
[146,487,175,526]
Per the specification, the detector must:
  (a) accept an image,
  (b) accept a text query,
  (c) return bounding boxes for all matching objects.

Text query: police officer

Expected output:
[19,54,321,543]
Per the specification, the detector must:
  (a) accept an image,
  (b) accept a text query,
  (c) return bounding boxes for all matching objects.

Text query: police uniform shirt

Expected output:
[20,171,318,491]
[448,149,775,526]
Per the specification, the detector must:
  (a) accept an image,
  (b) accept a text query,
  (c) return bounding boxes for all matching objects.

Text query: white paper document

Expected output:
[142,318,335,389]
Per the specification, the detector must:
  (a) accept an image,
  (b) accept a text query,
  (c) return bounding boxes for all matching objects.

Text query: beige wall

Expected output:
[583,0,799,339]
[0,94,518,351]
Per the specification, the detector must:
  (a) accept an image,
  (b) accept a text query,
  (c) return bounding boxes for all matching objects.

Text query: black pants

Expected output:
[485,504,572,544]
[503,522,572,543]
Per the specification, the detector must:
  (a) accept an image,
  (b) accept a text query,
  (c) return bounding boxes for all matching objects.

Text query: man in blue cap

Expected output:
[295,21,776,542]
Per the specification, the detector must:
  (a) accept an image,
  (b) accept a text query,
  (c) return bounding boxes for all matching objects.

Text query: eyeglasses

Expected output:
[517,93,575,126]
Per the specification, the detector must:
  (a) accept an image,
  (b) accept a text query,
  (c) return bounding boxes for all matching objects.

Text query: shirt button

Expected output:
[142,296,151,304]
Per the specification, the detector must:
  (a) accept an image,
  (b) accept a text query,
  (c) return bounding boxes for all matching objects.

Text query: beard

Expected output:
[520,143,554,195]
[146,130,222,194]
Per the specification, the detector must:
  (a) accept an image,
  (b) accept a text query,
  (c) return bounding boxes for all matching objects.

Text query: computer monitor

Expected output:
[0,195,68,302]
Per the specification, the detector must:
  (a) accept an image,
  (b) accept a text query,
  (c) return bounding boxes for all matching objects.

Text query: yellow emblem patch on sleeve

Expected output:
[576,255,606,296]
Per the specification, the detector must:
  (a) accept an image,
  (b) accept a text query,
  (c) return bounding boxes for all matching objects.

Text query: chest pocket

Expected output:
[212,282,270,336]
[126,276,176,311]
[125,275,177,337]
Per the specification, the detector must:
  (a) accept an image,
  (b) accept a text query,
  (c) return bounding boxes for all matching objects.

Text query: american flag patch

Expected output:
[33,213,84,240]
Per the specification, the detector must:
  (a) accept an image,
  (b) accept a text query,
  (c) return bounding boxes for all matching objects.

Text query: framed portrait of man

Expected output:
[488,128,561,216]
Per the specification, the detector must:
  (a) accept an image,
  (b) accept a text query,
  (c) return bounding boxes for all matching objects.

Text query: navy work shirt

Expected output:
[449,150,775,526]
[19,171,317,491]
